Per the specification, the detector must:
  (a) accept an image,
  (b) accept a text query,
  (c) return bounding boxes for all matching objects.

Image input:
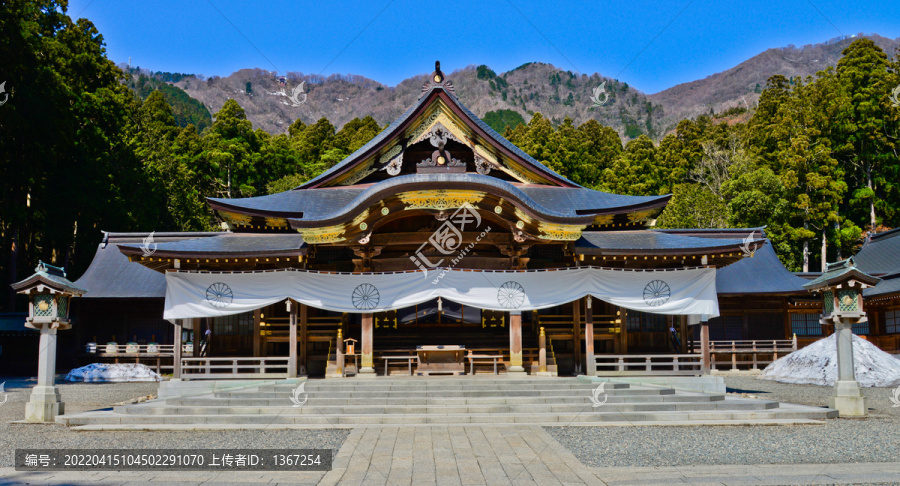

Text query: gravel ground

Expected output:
[547,375,900,468]
[0,377,349,468]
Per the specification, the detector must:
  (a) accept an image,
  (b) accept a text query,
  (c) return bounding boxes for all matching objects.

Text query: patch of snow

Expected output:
[759,334,900,387]
[65,363,162,383]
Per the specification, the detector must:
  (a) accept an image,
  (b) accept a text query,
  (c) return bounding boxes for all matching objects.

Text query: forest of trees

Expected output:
[1,1,899,311]
[506,38,900,274]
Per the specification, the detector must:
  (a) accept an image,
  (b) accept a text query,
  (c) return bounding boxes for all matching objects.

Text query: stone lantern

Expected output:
[11,261,85,422]
[803,257,879,417]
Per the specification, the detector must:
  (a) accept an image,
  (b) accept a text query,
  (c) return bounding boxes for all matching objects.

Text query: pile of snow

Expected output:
[759,334,900,387]
[65,363,162,382]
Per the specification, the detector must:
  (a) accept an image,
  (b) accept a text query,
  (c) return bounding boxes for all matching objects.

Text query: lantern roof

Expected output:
[802,257,881,292]
[11,261,87,296]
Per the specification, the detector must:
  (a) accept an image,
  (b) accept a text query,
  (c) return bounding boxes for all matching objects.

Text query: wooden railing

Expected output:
[700,337,797,371]
[594,354,703,376]
[180,357,290,379]
[88,344,175,356]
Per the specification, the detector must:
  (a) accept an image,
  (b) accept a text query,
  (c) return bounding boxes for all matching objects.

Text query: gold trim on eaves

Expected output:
[537,222,584,241]
[298,228,346,244]
[398,189,485,211]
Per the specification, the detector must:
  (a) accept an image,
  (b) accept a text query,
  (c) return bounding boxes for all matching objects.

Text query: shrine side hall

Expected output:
[63,63,843,380]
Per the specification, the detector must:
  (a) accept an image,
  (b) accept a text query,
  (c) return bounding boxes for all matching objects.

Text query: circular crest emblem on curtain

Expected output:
[352,283,380,310]
[206,282,234,308]
[497,281,526,309]
[643,280,671,307]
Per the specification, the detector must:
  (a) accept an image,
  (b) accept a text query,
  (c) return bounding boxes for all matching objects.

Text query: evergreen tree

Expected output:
[831,39,896,231]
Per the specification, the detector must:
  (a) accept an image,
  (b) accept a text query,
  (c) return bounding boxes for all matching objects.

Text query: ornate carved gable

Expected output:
[319,62,565,188]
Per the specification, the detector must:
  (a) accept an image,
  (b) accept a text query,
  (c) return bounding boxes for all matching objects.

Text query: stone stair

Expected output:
[56,377,837,430]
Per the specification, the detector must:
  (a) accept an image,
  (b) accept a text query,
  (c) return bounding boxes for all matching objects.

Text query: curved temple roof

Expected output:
[210,173,669,226]
[118,233,307,259]
[207,74,671,231]
[576,231,756,255]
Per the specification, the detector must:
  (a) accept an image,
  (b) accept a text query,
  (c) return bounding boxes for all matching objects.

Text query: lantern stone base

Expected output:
[830,380,867,417]
[25,385,64,422]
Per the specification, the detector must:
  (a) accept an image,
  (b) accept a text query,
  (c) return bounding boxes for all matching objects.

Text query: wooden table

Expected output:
[382,356,417,376]
[467,354,502,375]
[416,345,465,376]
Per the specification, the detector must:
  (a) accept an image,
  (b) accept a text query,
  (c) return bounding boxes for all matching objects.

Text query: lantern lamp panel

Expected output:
[34,295,55,318]
[838,288,859,312]
[823,290,834,315]
[57,296,70,319]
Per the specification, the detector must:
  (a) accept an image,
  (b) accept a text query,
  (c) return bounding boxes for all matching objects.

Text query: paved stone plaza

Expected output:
[3,426,900,485]
[2,378,900,485]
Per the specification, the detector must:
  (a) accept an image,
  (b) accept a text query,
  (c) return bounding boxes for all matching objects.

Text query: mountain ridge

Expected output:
[132,33,899,139]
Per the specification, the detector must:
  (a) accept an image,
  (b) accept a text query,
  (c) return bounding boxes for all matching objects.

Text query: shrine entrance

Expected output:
[342,298,540,376]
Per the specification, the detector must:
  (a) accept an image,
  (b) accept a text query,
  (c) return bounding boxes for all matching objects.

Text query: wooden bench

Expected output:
[467,354,503,375]
[382,355,416,376]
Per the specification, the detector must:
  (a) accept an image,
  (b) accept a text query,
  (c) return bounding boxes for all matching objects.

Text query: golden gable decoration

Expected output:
[537,222,584,241]
[398,189,485,211]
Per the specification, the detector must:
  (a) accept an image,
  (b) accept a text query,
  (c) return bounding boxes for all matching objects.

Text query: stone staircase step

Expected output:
[68,418,828,431]
[212,388,676,399]
[55,377,838,429]
[168,393,723,406]
[258,380,628,392]
[58,406,836,427]
[116,400,777,416]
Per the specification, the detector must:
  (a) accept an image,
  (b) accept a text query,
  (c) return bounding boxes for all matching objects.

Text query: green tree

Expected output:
[570,119,622,189]
[202,99,260,198]
[830,39,897,231]
[483,109,525,134]
[0,0,163,308]
[656,184,729,229]
[604,136,663,196]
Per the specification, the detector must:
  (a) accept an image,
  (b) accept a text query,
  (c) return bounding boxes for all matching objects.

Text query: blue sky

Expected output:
[68,0,900,94]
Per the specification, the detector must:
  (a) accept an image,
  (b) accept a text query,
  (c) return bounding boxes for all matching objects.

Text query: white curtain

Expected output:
[164,267,719,319]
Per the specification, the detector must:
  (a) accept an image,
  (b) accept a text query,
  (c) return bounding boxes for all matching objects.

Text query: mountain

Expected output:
[126,68,213,131]
[153,33,899,140]
[172,64,663,139]
[648,33,900,122]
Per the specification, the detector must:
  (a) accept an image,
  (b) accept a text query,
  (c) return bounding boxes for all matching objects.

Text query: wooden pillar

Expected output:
[585,297,595,376]
[288,300,298,378]
[299,303,308,375]
[679,315,688,353]
[191,318,199,357]
[572,300,582,374]
[173,319,183,379]
[335,328,345,376]
[508,312,525,374]
[619,306,628,355]
[252,309,261,357]
[538,327,547,373]
[205,318,213,357]
[360,313,375,375]
[700,320,711,374]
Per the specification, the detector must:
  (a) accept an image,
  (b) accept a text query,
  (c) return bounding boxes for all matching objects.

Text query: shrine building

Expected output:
[60,63,848,379]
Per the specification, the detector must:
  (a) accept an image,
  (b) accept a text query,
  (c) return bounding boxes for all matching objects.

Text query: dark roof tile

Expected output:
[576,231,750,252]
[853,228,900,276]
[119,233,306,257]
